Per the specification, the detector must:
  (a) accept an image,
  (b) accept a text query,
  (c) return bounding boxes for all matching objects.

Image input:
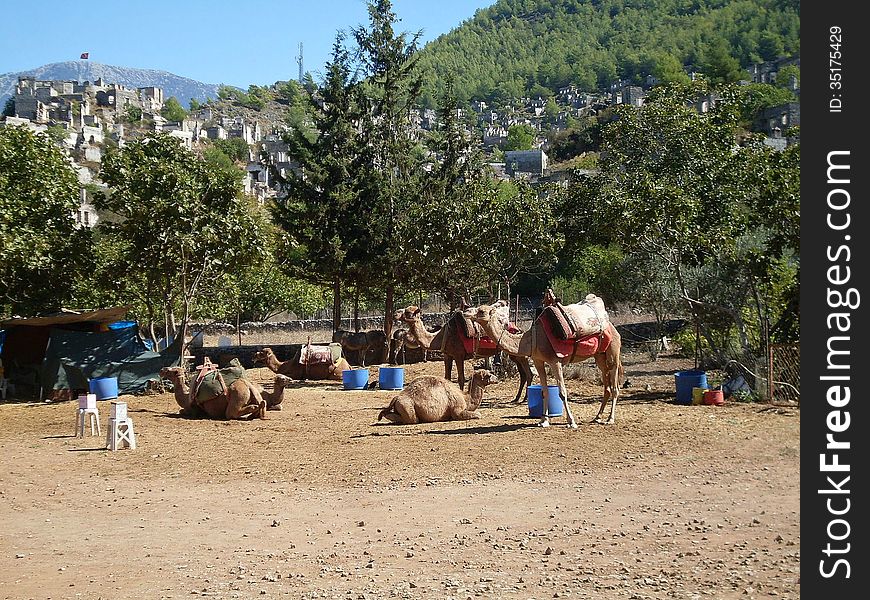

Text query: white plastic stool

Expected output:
[105,401,136,451]
[75,393,101,437]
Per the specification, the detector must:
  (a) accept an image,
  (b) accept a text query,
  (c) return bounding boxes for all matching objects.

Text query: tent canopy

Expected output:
[41,326,177,398]
[0,306,178,400]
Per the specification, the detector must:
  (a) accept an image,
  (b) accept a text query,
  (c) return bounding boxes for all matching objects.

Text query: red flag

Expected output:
[80,52,89,59]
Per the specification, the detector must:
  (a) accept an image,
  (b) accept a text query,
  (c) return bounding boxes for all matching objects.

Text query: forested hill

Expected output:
[414,0,800,106]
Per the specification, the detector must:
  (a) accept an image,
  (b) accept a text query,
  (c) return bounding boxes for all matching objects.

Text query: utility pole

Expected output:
[296,42,304,83]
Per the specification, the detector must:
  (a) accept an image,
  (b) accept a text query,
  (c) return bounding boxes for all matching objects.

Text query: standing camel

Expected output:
[332,330,387,367]
[465,294,624,427]
[159,366,290,420]
[253,346,350,381]
[394,306,533,404]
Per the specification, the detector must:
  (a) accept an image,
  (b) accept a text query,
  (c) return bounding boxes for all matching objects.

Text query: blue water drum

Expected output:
[342,368,369,390]
[89,376,119,400]
[378,366,404,390]
[674,370,708,405]
[527,384,564,417]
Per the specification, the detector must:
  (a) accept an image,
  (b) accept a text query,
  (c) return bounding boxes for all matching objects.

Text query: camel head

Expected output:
[465,300,509,326]
[252,347,276,365]
[159,366,186,382]
[394,305,422,324]
[471,369,500,387]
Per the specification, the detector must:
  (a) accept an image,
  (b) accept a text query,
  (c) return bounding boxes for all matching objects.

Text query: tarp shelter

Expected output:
[0,307,179,401]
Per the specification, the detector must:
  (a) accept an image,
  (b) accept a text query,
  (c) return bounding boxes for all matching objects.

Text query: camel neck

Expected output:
[482,318,522,355]
[407,318,437,349]
[266,354,282,372]
[468,378,485,409]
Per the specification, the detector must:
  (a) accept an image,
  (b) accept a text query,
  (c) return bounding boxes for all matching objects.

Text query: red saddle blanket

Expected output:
[457,322,520,355]
[540,316,614,359]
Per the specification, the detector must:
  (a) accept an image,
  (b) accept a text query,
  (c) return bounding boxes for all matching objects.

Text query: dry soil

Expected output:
[0,351,799,599]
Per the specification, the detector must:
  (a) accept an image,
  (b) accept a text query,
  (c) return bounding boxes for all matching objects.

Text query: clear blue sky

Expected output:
[0,0,494,88]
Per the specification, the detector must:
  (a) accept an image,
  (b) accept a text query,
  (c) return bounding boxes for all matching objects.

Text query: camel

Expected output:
[465,294,624,428]
[377,369,499,424]
[388,327,434,364]
[252,346,350,381]
[332,329,388,367]
[159,366,291,420]
[394,306,533,404]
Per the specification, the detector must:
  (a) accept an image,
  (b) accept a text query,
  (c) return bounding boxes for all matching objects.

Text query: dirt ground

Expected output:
[0,350,799,600]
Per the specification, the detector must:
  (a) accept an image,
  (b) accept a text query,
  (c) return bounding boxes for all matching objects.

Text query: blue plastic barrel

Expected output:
[674,370,708,405]
[89,376,119,400]
[342,369,369,390]
[527,384,564,417]
[378,367,404,390]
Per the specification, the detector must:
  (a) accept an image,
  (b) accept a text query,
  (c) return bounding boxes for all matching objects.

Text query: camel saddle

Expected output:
[190,357,246,406]
[452,311,520,355]
[540,317,614,359]
[542,293,610,340]
[298,342,343,366]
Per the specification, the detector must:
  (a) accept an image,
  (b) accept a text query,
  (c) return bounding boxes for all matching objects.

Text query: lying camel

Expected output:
[466,293,624,428]
[159,366,290,420]
[394,306,532,403]
[253,346,350,381]
[377,369,498,424]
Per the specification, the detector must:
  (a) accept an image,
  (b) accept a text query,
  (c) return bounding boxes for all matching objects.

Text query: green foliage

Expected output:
[44,125,69,145]
[92,132,268,347]
[2,98,14,117]
[215,84,272,111]
[737,83,797,125]
[208,137,251,163]
[551,244,625,305]
[776,64,800,89]
[558,81,800,362]
[414,0,800,102]
[504,123,535,150]
[188,98,202,112]
[547,116,602,159]
[0,126,94,316]
[160,96,188,122]
[123,105,142,122]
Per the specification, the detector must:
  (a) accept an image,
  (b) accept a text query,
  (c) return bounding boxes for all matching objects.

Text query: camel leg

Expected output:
[456,360,466,392]
[225,398,265,420]
[603,354,623,425]
[592,354,611,423]
[393,398,418,424]
[534,359,551,428]
[444,357,453,383]
[454,409,482,420]
[510,355,532,404]
[552,362,577,429]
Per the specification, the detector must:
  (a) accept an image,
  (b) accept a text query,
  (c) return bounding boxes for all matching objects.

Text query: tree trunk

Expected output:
[353,289,360,332]
[332,278,341,333]
[384,285,394,364]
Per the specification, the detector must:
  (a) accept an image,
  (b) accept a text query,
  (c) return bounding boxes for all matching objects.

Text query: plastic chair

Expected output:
[75,394,101,437]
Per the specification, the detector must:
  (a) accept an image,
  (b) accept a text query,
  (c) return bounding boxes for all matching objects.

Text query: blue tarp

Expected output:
[41,326,178,395]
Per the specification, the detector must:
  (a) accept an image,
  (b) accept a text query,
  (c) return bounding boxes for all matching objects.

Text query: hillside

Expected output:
[0,61,221,108]
[415,0,800,105]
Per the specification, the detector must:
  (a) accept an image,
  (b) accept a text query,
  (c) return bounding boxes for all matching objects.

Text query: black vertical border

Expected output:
[801,1,868,595]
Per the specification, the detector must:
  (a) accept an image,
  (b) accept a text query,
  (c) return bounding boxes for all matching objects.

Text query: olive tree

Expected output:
[0,126,93,316]
[93,132,268,352]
